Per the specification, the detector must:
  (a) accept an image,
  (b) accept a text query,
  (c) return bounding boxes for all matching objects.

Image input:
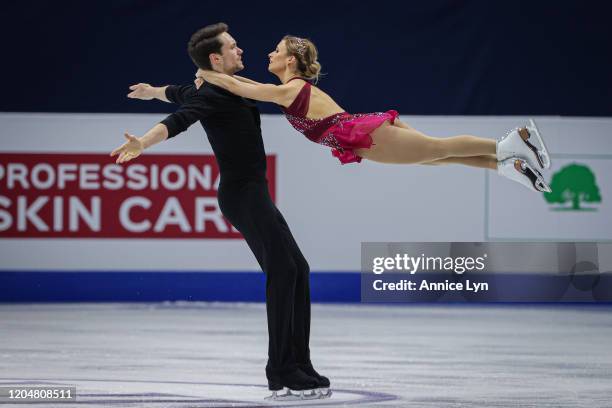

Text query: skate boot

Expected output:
[497,119,551,170]
[298,361,332,398]
[498,157,552,193]
[265,367,323,401]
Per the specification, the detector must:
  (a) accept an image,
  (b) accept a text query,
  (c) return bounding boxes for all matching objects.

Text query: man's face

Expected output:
[214,32,244,74]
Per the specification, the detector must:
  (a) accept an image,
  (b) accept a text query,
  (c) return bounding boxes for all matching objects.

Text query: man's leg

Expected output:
[219,181,296,371]
[273,209,330,390]
[223,181,319,390]
[274,208,311,365]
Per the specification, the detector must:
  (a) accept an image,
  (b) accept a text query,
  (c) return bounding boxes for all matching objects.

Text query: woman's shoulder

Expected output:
[280,78,309,96]
[283,78,309,88]
[284,76,312,86]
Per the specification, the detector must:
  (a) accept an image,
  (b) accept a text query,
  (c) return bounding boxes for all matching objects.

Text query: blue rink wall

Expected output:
[2,270,611,303]
[0,271,360,303]
[1,114,612,302]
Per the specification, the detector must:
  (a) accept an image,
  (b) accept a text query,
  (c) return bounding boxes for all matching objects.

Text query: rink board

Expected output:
[1,114,611,301]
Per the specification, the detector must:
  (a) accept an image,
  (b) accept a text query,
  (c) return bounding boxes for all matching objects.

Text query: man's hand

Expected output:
[127,83,156,100]
[110,133,144,164]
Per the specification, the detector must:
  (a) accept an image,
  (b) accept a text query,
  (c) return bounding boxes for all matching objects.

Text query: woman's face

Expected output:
[267,40,291,73]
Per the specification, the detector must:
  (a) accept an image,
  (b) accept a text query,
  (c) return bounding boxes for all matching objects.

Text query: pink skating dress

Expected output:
[281,77,398,164]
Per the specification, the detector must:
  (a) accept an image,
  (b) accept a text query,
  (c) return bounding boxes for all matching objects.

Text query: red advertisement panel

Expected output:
[0,153,276,238]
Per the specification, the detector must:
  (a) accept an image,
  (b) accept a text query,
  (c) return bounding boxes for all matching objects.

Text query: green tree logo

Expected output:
[544,164,601,211]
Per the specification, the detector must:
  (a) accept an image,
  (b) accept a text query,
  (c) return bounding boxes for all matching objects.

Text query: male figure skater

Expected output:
[110,22,330,400]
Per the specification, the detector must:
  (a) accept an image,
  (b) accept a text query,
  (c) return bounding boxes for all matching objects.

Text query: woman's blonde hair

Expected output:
[283,35,322,83]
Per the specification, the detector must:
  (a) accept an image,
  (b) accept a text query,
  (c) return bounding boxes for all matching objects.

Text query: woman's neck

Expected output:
[277,68,302,84]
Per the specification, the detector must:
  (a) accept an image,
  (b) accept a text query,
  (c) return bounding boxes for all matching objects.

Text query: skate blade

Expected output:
[528,118,551,169]
[534,179,552,193]
[265,388,330,401]
[514,159,552,193]
[517,127,545,170]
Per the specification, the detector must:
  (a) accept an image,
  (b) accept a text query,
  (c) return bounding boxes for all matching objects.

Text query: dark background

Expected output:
[2,0,611,115]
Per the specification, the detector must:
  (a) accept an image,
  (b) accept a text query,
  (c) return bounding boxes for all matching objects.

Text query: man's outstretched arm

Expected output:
[127,83,170,102]
[128,83,198,105]
[110,124,168,164]
[111,93,212,164]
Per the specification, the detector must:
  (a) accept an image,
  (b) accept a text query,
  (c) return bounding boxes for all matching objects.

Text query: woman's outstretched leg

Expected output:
[366,119,552,193]
[422,154,497,170]
[390,120,497,169]
[355,123,496,164]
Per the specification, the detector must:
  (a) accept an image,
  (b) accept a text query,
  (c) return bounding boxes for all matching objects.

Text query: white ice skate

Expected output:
[265,387,332,401]
[498,157,552,193]
[497,119,551,170]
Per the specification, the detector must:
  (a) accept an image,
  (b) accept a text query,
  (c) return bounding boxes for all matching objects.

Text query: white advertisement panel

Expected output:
[1,114,611,272]
[487,118,612,241]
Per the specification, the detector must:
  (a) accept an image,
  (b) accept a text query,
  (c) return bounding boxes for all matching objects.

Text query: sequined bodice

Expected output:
[281,77,351,143]
[284,111,353,143]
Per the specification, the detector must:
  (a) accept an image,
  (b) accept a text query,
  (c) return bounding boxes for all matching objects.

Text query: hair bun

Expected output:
[283,35,322,83]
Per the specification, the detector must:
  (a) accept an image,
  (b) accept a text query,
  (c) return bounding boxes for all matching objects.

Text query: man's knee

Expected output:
[296,257,310,277]
[265,254,299,281]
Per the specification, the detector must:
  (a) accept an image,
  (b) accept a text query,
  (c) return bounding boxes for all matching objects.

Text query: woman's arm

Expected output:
[193,76,261,91]
[233,75,264,86]
[194,71,262,88]
[199,70,292,105]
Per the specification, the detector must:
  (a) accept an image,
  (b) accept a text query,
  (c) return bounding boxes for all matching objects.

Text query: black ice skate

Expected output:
[265,367,330,401]
[297,361,332,398]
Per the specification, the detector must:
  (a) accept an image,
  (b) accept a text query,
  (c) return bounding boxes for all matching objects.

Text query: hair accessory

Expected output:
[295,38,307,56]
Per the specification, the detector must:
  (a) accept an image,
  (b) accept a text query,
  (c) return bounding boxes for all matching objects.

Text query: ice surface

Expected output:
[1,303,611,407]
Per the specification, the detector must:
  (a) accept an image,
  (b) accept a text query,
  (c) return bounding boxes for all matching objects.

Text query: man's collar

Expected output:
[201,83,257,106]
[202,82,237,97]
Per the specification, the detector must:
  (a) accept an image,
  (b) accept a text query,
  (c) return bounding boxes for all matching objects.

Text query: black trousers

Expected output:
[218,177,311,373]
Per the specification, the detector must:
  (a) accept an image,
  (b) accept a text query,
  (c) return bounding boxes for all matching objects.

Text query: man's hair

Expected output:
[188,22,229,70]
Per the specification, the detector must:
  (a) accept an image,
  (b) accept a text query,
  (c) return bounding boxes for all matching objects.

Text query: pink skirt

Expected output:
[319,110,399,164]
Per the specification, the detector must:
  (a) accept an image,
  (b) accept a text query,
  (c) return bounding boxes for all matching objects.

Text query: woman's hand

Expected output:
[197,69,225,85]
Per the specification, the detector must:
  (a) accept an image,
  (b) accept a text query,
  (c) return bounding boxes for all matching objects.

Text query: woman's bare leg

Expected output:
[393,119,416,130]
[391,120,497,169]
[422,155,498,170]
[355,122,496,164]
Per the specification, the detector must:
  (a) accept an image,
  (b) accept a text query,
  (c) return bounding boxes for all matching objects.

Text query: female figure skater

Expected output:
[197,36,552,193]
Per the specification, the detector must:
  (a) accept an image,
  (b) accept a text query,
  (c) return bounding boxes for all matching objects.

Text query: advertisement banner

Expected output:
[488,158,612,240]
[0,153,276,238]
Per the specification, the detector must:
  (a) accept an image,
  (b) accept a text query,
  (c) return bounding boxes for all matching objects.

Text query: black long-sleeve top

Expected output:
[160,83,267,180]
